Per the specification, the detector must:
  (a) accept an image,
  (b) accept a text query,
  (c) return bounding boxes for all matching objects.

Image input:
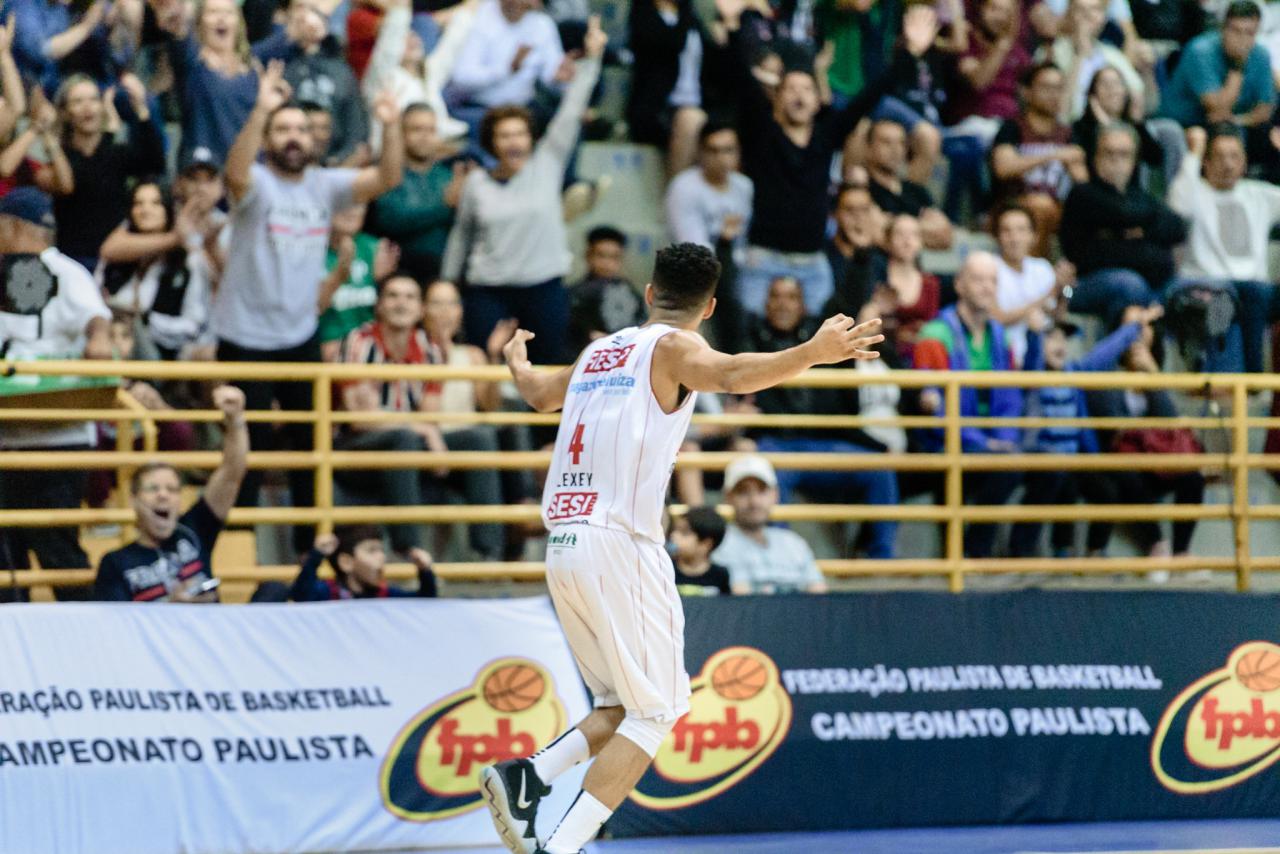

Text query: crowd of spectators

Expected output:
[0,0,1276,598]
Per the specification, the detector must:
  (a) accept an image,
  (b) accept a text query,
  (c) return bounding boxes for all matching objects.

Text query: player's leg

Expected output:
[539,534,691,854]
[481,556,623,854]
[530,705,624,783]
[481,706,625,854]
[539,713,672,854]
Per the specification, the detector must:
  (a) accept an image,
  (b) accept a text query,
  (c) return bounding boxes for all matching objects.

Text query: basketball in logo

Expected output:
[1236,644,1280,692]
[711,653,769,701]
[483,663,546,712]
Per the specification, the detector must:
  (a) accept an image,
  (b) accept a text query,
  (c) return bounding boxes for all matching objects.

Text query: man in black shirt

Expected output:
[567,226,647,352]
[823,182,883,318]
[714,0,936,316]
[1060,123,1185,327]
[95,386,249,602]
[740,276,899,559]
[866,118,954,250]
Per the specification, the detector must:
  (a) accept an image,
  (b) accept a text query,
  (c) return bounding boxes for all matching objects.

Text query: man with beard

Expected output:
[95,386,248,602]
[217,60,404,553]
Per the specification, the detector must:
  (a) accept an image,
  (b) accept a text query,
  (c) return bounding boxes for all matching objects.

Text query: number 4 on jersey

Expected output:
[569,423,586,465]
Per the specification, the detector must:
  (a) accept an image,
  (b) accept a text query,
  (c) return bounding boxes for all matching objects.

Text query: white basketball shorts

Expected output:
[545,524,692,723]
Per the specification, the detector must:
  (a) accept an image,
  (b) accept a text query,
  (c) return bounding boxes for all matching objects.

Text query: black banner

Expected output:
[610,591,1280,836]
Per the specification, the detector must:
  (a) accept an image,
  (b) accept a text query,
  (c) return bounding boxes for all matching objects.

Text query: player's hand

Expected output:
[407,547,433,569]
[212,385,246,422]
[314,533,339,555]
[502,329,535,369]
[806,315,883,365]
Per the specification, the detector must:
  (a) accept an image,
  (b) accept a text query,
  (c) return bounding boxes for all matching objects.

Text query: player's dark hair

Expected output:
[1225,0,1261,21]
[296,99,328,114]
[587,225,627,248]
[683,506,727,551]
[650,243,721,313]
[334,526,383,562]
[130,462,181,495]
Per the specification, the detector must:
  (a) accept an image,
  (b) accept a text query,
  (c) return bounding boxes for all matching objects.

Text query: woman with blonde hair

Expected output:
[152,0,257,163]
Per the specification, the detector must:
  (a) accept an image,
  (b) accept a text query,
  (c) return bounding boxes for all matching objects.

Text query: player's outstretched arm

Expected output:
[502,330,577,413]
[657,315,883,395]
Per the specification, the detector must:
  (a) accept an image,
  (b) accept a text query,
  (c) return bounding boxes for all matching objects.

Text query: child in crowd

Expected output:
[1010,304,1163,557]
[668,507,732,596]
[290,525,438,601]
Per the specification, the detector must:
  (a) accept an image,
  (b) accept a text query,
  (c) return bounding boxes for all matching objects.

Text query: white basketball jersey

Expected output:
[542,324,696,544]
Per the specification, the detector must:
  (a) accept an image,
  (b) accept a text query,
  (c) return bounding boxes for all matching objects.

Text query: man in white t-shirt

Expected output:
[1169,125,1280,374]
[218,60,404,551]
[664,125,754,261]
[992,204,1072,367]
[0,188,111,599]
[711,455,828,594]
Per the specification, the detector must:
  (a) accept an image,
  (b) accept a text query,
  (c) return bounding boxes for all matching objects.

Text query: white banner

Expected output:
[0,598,591,854]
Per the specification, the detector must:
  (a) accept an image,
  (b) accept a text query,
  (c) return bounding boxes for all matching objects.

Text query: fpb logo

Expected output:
[1152,641,1280,794]
[381,658,567,821]
[629,647,791,810]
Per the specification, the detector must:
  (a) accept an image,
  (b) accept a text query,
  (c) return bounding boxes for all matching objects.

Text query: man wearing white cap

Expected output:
[712,454,828,595]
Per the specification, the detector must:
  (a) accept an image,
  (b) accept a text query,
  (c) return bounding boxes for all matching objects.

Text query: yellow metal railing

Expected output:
[1,359,1276,593]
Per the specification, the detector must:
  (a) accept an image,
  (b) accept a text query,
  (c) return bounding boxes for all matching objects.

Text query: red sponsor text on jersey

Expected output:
[545,491,599,520]
[582,345,636,374]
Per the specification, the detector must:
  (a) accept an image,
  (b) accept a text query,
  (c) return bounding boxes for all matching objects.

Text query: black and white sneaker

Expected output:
[480,758,550,854]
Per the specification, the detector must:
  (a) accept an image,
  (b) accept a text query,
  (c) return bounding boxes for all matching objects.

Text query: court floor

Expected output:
[439,819,1280,854]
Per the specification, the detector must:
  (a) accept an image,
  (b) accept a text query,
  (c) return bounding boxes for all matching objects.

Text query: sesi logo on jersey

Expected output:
[545,491,598,521]
[582,345,636,374]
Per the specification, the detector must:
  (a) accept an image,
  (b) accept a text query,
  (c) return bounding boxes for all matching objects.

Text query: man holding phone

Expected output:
[95,386,249,603]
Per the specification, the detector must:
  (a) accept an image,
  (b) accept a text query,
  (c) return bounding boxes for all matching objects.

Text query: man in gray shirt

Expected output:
[216,59,404,551]
[711,454,828,594]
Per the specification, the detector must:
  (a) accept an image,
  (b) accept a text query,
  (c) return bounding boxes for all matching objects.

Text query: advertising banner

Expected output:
[0,599,590,854]
[611,591,1280,836]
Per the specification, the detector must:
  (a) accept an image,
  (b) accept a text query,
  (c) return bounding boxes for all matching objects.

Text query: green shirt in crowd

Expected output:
[367,162,456,272]
[318,232,380,344]
[819,0,898,98]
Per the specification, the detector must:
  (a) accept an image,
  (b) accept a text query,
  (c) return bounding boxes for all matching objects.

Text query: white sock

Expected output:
[529,728,590,784]
[544,790,612,854]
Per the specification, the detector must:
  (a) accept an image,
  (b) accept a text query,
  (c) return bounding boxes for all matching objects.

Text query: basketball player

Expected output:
[480,244,883,854]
